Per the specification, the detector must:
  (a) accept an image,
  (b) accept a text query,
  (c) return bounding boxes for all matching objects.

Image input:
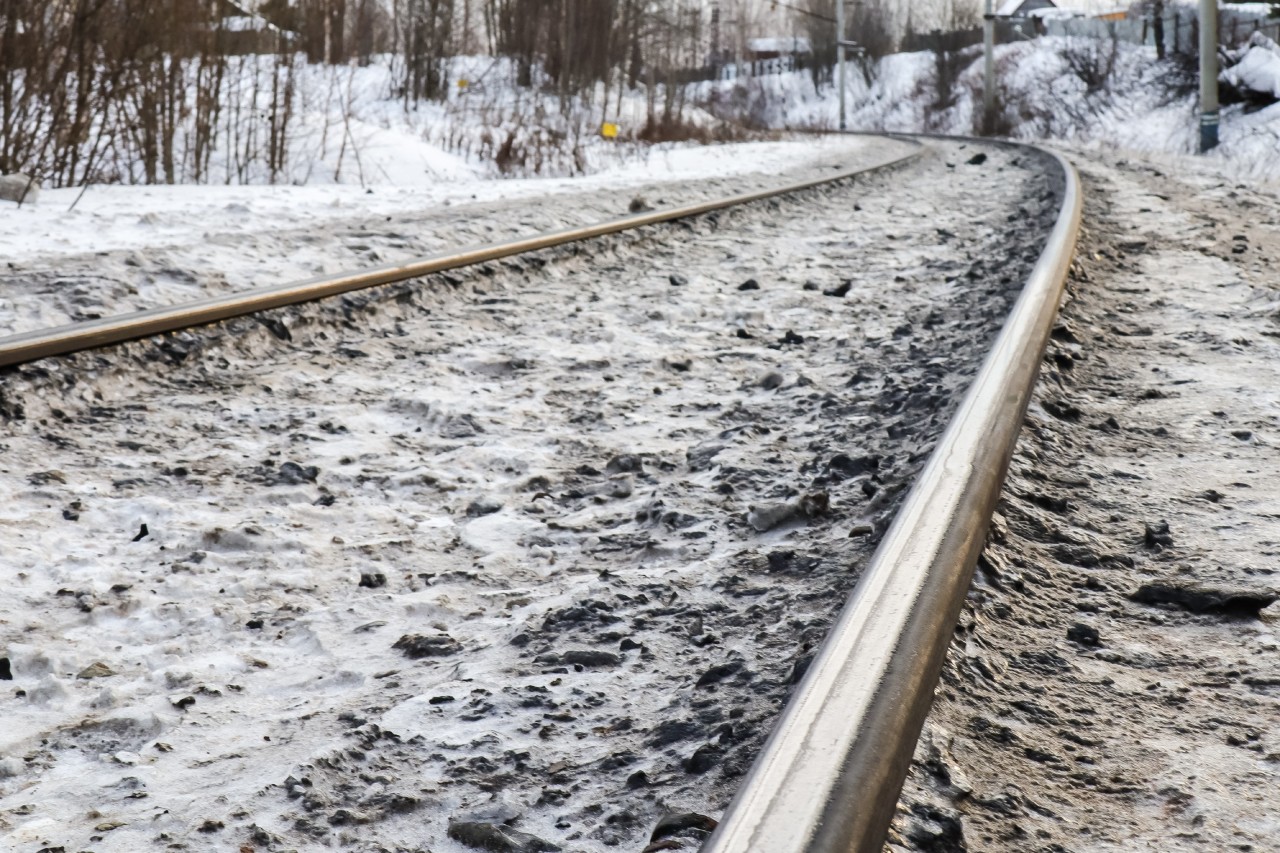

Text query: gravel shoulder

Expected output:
[891,153,1280,851]
[0,141,1056,852]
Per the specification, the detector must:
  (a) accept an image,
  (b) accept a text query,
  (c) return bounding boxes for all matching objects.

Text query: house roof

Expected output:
[997,0,1058,17]
[747,37,813,54]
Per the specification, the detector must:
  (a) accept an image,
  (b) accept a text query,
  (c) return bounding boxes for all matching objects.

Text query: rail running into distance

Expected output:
[702,144,1082,853]
[0,143,923,368]
[0,136,1083,853]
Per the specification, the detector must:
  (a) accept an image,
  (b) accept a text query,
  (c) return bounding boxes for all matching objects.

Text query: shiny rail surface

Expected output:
[0,144,920,369]
[702,144,1082,853]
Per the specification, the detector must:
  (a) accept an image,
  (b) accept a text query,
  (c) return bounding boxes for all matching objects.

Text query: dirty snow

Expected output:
[891,149,1280,850]
[0,140,1059,852]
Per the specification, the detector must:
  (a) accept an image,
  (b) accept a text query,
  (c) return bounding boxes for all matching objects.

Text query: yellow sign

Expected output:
[601,122,620,139]
[457,78,469,89]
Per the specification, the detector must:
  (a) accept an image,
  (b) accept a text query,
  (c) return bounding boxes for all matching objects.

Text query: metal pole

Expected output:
[836,0,846,130]
[1199,0,1219,152]
[983,0,995,131]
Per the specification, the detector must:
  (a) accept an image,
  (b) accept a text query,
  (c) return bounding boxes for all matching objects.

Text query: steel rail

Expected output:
[702,145,1082,853]
[0,144,920,369]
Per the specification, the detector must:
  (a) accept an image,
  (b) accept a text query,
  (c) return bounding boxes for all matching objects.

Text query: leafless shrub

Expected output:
[1061,34,1119,94]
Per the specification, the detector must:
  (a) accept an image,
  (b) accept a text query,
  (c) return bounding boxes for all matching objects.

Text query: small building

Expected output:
[733,37,812,78]
[744,37,813,62]
[208,0,294,54]
[996,0,1060,39]
[996,0,1058,19]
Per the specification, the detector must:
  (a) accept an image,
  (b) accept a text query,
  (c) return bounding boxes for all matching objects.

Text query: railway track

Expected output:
[0,136,1079,853]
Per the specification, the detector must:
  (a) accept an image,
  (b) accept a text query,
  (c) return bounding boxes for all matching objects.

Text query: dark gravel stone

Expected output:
[686,440,727,468]
[1066,623,1101,646]
[668,273,688,287]
[828,453,879,479]
[757,370,785,390]
[560,649,622,667]
[1130,582,1277,616]
[779,329,805,346]
[442,414,484,439]
[695,660,743,688]
[905,803,966,851]
[605,453,642,474]
[466,497,503,517]
[0,657,11,680]
[646,719,702,747]
[1143,520,1173,549]
[448,821,561,852]
[789,654,814,684]
[823,280,852,297]
[626,770,649,789]
[737,278,760,291]
[358,572,386,588]
[684,743,722,774]
[393,633,463,659]
[271,461,316,481]
[650,812,718,842]
[1043,399,1083,421]
[966,152,988,165]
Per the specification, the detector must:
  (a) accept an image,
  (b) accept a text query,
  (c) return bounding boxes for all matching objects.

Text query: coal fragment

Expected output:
[131,523,149,542]
[737,278,760,291]
[448,821,561,852]
[966,152,988,165]
[393,633,463,659]
[1130,582,1277,616]
[0,657,11,680]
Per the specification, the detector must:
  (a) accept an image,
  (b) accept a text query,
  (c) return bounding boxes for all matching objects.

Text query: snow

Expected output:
[0,138,1049,852]
[747,37,812,54]
[695,38,1280,184]
[1223,32,1280,98]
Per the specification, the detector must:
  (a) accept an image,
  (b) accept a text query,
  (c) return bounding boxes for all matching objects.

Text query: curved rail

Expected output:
[0,143,920,369]
[701,146,1082,853]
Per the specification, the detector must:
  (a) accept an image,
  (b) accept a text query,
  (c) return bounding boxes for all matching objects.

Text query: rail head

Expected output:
[701,143,1082,853]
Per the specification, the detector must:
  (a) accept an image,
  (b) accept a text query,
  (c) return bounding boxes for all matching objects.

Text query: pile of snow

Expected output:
[1223,31,1280,99]
[695,36,1280,182]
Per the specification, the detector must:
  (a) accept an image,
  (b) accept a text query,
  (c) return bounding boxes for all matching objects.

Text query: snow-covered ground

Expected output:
[0,136,905,337]
[0,138,1057,853]
[696,36,1280,184]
